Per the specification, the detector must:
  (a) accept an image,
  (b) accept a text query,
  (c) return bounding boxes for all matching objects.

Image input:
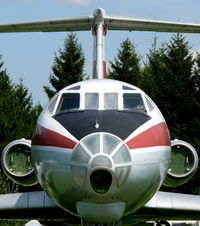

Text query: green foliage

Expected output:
[111,34,200,194]
[144,34,200,194]
[140,36,166,96]
[0,75,41,151]
[108,38,142,86]
[0,168,18,194]
[44,33,85,99]
[0,220,28,226]
[0,55,42,195]
[144,34,199,141]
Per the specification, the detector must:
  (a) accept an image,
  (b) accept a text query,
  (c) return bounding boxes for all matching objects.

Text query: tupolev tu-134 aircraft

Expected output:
[0,8,200,226]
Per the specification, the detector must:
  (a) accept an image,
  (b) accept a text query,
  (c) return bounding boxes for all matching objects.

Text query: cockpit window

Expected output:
[145,96,154,112]
[85,93,99,109]
[104,93,118,109]
[122,85,135,90]
[56,93,80,113]
[123,93,146,112]
[67,85,80,90]
[48,94,59,113]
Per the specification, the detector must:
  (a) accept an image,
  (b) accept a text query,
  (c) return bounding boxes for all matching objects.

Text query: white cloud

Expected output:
[55,0,92,6]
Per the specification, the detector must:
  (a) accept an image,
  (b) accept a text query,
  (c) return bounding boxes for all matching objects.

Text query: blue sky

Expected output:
[0,0,200,106]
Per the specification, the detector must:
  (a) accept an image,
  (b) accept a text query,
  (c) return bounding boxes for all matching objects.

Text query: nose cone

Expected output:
[71,132,132,193]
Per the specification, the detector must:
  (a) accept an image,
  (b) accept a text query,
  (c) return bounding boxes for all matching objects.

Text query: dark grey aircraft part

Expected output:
[53,110,151,140]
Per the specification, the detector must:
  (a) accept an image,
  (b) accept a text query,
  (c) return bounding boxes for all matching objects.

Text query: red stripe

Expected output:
[32,124,77,149]
[102,24,106,35]
[126,122,170,149]
[93,24,106,35]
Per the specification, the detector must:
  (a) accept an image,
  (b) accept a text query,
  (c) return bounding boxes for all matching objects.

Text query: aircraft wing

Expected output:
[0,191,80,224]
[123,191,200,224]
[0,191,200,224]
[1,15,200,34]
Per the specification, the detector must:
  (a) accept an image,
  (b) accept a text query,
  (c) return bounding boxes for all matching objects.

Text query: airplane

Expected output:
[0,8,200,226]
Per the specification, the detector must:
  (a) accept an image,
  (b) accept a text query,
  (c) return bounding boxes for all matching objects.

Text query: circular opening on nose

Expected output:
[90,170,112,194]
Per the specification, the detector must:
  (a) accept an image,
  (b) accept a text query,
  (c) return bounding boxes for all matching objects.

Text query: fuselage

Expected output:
[31,79,171,223]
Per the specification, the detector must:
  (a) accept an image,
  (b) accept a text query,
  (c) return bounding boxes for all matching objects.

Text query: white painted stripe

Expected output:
[129,145,171,153]
[31,145,73,153]
[37,113,78,142]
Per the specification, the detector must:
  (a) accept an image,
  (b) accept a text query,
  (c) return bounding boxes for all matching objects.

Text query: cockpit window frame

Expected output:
[47,93,60,115]
[55,92,81,114]
[50,84,154,116]
[144,95,155,112]
[122,92,147,113]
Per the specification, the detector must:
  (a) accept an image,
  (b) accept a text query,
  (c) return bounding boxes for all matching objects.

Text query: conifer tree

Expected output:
[0,56,42,195]
[0,57,16,150]
[160,34,195,139]
[107,38,141,86]
[143,34,196,138]
[44,33,85,99]
[13,79,42,140]
[0,76,41,151]
[140,36,166,97]
[0,57,19,195]
[191,53,200,150]
[143,35,200,194]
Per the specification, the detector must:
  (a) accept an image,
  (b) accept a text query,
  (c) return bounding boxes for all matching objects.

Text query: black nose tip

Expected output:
[90,170,112,194]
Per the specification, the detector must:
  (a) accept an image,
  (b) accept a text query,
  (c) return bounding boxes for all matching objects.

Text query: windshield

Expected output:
[123,93,146,112]
[55,91,147,114]
[85,93,99,109]
[104,93,118,110]
[56,93,80,113]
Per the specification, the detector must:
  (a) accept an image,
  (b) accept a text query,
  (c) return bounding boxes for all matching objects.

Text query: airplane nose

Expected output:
[71,132,132,193]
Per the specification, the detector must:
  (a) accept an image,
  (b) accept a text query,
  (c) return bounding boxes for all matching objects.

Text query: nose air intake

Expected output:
[90,170,112,194]
[71,133,132,193]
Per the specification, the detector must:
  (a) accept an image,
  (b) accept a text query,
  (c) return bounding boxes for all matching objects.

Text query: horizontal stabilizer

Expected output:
[0,17,93,33]
[1,9,200,34]
[104,16,200,33]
